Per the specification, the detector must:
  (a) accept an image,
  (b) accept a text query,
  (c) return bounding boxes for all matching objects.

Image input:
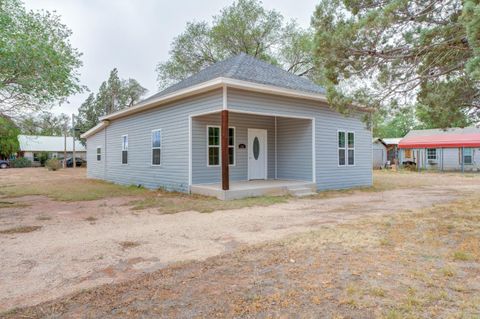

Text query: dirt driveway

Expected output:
[0,168,479,312]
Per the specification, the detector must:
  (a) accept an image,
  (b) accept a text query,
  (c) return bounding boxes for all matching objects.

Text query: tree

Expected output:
[75,69,147,138]
[0,0,83,118]
[0,116,20,159]
[156,0,314,89]
[19,112,70,136]
[373,108,422,138]
[311,0,480,126]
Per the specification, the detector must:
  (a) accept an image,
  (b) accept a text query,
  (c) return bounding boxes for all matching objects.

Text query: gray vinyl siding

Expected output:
[227,88,372,190]
[86,128,105,179]
[276,117,312,181]
[86,90,222,191]
[192,112,276,184]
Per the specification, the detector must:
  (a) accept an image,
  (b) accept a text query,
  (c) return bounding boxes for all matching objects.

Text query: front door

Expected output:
[248,128,267,180]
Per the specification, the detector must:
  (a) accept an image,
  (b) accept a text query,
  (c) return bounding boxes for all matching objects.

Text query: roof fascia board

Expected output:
[80,121,109,139]
[99,78,224,121]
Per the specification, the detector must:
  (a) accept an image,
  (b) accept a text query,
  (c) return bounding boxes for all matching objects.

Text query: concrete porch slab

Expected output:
[190,180,317,200]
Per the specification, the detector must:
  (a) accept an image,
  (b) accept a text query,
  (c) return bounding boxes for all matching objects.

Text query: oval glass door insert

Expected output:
[253,137,260,160]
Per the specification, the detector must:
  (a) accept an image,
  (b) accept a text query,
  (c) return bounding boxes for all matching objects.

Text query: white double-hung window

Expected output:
[207,126,235,166]
[338,131,355,166]
[152,130,161,165]
[121,135,128,164]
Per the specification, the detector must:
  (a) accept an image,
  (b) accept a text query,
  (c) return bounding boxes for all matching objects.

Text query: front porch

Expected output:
[189,109,317,199]
[191,179,316,200]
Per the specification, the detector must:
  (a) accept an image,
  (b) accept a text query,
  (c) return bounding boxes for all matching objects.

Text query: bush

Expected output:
[39,152,49,166]
[45,158,61,171]
[10,157,32,168]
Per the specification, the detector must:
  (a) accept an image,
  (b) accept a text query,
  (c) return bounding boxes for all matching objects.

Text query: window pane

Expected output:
[152,131,161,148]
[122,136,128,150]
[338,132,345,148]
[228,128,234,146]
[97,154,101,161]
[348,149,355,165]
[228,147,234,165]
[122,150,128,164]
[348,132,354,148]
[427,148,436,159]
[208,127,219,146]
[338,149,346,166]
[464,155,472,164]
[152,149,161,165]
[208,147,219,166]
[97,148,101,154]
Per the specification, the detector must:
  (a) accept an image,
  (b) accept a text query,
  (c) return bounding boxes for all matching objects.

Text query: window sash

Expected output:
[96,147,101,161]
[152,130,161,165]
[121,135,128,164]
[427,148,437,160]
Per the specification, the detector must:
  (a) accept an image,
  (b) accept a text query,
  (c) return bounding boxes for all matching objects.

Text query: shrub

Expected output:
[45,158,61,171]
[10,157,32,168]
[39,152,49,166]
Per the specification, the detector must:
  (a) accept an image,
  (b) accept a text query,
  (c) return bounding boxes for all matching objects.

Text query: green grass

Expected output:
[129,191,289,214]
[0,179,149,201]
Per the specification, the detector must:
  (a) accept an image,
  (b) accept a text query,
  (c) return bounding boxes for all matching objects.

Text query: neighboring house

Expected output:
[398,127,480,171]
[372,138,402,168]
[18,135,86,166]
[372,138,387,169]
[81,53,373,199]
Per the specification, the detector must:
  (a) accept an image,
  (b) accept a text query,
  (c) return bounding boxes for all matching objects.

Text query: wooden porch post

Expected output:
[221,110,229,190]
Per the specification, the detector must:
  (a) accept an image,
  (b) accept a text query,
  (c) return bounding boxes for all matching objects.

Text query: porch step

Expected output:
[287,186,316,197]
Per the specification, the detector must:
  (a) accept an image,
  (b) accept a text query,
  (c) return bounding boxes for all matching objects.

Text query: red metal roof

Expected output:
[399,133,480,149]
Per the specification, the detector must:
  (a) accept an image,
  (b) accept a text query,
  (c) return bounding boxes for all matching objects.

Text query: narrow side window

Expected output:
[152,130,161,165]
[122,135,128,164]
[96,147,101,161]
[228,127,235,165]
[347,132,355,166]
[207,126,220,166]
[338,131,346,166]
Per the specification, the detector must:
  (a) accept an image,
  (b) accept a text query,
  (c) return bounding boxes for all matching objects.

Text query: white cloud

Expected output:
[22,0,317,115]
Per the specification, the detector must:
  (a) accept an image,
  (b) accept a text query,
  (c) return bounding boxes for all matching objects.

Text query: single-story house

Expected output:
[372,137,402,168]
[18,135,86,166]
[81,53,373,199]
[398,127,480,171]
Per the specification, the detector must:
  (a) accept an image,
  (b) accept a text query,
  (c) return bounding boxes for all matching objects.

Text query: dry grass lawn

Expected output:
[3,195,479,318]
[1,167,479,318]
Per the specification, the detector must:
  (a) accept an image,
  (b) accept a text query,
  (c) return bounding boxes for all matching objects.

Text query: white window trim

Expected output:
[206,125,236,167]
[121,134,128,165]
[337,130,355,167]
[151,129,162,166]
[96,146,102,161]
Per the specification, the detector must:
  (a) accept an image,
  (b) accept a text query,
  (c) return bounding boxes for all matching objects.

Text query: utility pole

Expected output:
[63,130,67,169]
[72,114,76,168]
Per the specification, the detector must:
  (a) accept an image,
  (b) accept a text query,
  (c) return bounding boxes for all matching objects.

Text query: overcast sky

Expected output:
[23,0,318,116]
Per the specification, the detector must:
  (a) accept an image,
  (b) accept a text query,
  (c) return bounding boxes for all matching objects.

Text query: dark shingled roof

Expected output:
[142,53,326,103]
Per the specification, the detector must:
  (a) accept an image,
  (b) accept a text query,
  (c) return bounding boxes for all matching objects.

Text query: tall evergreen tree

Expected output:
[75,69,147,139]
[311,0,479,126]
